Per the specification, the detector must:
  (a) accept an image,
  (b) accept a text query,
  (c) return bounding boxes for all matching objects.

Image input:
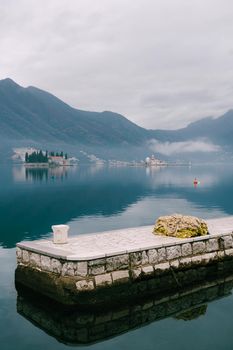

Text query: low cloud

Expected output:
[148,139,220,156]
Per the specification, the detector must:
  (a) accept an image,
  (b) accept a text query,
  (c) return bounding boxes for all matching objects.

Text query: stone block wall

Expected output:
[16,231,233,297]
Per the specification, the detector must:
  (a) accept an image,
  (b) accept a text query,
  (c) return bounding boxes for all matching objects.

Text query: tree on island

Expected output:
[25,150,48,163]
[25,152,29,162]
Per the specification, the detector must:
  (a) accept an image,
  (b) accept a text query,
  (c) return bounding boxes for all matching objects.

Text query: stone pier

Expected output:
[15,217,233,306]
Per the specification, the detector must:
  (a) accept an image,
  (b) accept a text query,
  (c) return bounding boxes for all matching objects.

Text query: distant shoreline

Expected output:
[24,163,49,167]
[24,163,75,168]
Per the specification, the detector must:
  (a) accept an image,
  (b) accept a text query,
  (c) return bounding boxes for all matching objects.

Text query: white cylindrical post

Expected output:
[52,224,69,244]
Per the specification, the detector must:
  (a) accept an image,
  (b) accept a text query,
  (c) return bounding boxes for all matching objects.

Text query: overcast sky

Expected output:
[1,0,233,129]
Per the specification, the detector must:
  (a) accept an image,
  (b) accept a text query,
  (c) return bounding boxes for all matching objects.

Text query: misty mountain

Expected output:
[0,78,147,146]
[150,110,233,148]
[0,78,233,161]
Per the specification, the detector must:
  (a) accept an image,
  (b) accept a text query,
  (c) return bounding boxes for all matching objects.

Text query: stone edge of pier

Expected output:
[15,227,233,306]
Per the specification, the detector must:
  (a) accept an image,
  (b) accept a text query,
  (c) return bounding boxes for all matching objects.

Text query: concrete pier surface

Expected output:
[16,216,233,306]
[16,217,233,261]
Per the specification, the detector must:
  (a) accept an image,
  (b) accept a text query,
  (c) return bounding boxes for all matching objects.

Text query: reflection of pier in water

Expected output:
[25,166,69,182]
[16,273,233,345]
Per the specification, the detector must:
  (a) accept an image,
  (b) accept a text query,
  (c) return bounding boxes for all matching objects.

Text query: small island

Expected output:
[24,150,76,167]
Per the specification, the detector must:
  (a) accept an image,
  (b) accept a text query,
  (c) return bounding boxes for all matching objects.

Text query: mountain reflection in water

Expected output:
[1,164,233,350]
[1,164,233,248]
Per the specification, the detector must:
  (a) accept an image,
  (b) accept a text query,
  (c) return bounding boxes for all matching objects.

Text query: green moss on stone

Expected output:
[154,227,166,234]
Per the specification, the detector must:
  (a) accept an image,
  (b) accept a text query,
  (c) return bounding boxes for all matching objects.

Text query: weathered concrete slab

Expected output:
[17,217,233,261]
[205,216,233,235]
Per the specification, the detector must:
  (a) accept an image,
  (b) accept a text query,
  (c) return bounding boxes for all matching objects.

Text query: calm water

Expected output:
[1,163,233,349]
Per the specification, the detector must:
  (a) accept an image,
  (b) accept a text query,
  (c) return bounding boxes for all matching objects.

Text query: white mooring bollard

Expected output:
[52,224,69,244]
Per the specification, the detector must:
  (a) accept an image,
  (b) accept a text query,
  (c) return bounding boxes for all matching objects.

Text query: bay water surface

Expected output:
[1,164,233,349]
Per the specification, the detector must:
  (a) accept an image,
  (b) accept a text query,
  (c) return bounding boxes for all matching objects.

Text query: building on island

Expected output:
[48,156,68,166]
[145,154,166,166]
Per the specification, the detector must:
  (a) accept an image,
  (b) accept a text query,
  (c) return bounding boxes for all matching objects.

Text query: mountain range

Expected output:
[0,78,232,161]
[0,78,147,145]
